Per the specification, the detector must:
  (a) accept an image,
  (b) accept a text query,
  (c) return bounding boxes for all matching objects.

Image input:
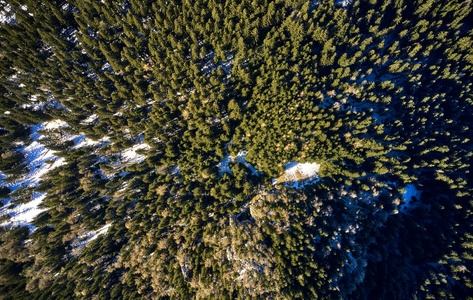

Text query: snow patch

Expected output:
[121,143,150,164]
[0,1,16,24]
[20,97,45,110]
[400,184,421,211]
[43,119,110,150]
[0,193,48,232]
[201,51,234,80]
[79,113,99,125]
[0,124,66,191]
[169,164,181,176]
[70,223,112,256]
[73,135,110,149]
[0,123,68,231]
[310,0,353,10]
[217,150,260,176]
[43,119,69,130]
[87,223,112,242]
[273,162,321,188]
[226,247,265,281]
[335,0,353,7]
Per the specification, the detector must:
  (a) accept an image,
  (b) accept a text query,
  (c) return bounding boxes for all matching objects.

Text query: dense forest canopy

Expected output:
[0,0,473,299]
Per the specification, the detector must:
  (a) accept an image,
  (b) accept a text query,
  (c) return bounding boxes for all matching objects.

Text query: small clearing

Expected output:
[273,162,321,188]
[121,143,151,164]
[400,184,422,212]
[217,150,260,176]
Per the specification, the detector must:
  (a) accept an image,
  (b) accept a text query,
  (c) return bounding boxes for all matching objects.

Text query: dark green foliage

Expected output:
[0,0,472,299]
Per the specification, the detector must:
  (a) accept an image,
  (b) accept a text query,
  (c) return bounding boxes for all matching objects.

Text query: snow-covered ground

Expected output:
[0,119,112,232]
[0,123,66,232]
[79,113,99,125]
[310,0,353,10]
[86,223,112,242]
[44,119,110,150]
[217,150,260,176]
[400,184,422,212]
[226,247,265,281]
[121,142,150,164]
[335,0,353,8]
[273,162,321,188]
[201,51,234,79]
[0,1,15,24]
[5,123,66,190]
[70,223,112,256]
[169,164,181,176]
[73,134,110,149]
[0,192,48,232]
